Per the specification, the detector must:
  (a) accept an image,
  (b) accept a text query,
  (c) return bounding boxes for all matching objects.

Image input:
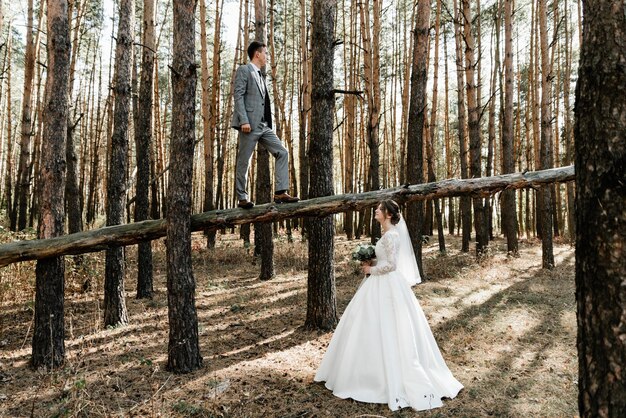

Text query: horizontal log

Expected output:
[0,165,574,267]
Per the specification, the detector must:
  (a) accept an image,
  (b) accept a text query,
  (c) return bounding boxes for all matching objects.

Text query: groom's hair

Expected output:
[380,200,401,225]
[247,41,266,60]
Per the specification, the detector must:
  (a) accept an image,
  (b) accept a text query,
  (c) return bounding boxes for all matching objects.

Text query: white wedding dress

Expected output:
[314,225,463,411]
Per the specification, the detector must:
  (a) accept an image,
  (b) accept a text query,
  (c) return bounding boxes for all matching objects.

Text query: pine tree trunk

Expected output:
[201,0,220,248]
[427,0,444,253]
[360,0,381,243]
[199,0,212,231]
[298,0,311,239]
[551,0,561,240]
[502,0,518,255]
[216,0,242,212]
[31,0,70,369]
[454,0,470,252]
[151,56,162,219]
[15,0,36,231]
[0,32,7,212]
[563,0,575,243]
[104,0,132,327]
[4,31,14,230]
[253,0,274,281]
[342,0,356,240]
[298,0,310,204]
[65,122,82,234]
[538,0,554,269]
[532,0,542,238]
[399,3,414,186]
[405,0,430,277]
[462,0,487,255]
[135,0,156,299]
[443,30,455,237]
[254,146,275,280]
[574,1,626,414]
[166,0,202,374]
[305,0,337,331]
[65,0,85,235]
[29,62,44,229]
[269,0,292,238]
[486,2,498,241]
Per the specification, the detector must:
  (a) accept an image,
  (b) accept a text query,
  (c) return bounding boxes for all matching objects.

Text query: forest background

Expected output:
[0,0,579,247]
[1,0,619,416]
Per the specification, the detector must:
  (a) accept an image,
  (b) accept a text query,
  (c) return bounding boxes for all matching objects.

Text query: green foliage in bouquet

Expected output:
[351,244,376,262]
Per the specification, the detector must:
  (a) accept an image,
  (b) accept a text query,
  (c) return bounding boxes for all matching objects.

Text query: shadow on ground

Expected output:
[0,233,577,417]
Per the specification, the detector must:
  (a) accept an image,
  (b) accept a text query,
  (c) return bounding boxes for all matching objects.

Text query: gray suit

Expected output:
[231,63,289,201]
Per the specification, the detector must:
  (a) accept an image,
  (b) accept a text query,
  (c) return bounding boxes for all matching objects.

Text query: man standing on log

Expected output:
[231,41,299,209]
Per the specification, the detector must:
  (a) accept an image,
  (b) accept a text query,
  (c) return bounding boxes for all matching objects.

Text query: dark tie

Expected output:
[259,70,272,128]
[258,71,266,95]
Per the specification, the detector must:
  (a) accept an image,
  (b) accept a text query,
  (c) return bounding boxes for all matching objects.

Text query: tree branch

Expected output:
[332,89,363,97]
[0,166,575,267]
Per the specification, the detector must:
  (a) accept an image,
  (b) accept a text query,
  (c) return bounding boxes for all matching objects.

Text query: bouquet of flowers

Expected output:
[352,243,376,265]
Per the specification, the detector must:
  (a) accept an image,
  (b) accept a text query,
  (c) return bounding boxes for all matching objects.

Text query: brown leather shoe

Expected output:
[274,192,300,204]
[238,199,254,209]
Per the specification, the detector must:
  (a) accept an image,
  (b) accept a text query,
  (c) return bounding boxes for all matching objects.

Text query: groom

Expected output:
[231,41,299,209]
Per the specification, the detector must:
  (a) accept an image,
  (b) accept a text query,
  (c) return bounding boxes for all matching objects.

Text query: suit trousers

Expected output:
[235,123,289,201]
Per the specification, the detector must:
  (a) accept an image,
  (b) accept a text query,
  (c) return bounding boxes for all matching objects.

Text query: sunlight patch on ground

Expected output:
[490,308,541,337]
[0,235,578,417]
[560,310,577,334]
[216,328,296,359]
[461,283,509,306]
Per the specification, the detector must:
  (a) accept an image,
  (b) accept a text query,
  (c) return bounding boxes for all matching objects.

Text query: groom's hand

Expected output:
[241,123,251,133]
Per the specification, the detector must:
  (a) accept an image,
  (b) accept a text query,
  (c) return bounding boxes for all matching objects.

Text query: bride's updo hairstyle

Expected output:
[379,200,401,225]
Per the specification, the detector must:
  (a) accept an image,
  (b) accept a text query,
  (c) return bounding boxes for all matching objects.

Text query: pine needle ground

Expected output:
[0,229,577,417]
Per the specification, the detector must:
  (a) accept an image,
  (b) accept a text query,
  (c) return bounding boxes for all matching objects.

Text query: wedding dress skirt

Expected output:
[314,269,463,411]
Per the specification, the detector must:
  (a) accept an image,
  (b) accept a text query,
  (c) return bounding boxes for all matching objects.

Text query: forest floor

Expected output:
[0,226,578,417]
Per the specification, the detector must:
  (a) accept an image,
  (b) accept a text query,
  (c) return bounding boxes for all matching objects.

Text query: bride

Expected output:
[314,200,463,412]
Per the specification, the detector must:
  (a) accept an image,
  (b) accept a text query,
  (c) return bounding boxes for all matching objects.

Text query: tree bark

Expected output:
[15,0,36,231]
[200,0,218,248]
[532,0,542,237]
[253,0,275,281]
[454,0,470,252]
[104,0,132,327]
[135,0,156,299]
[297,0,311,239]
[298,0,310,205]
[31,0,70,369]
[486,1,499,241]
[406,0,430,277]
[166,0,202,374]
[563,0,575,243]
[502,0,518,255]
[429,0,445,254]
[0,167,576,267]
[65,0,86,235]
[4,31,14,230]
[443,30,455,237]
[305,0,337,331]
[360,0,382,243]
[29,59,45,229]
[342,0,356,240]
[65,120,82,234]
[462,0,487,255]
[538,0,554,269]
[399,2,414,186]
[574,1,626,415]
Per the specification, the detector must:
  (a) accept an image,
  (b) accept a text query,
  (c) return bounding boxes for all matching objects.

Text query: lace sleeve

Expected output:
[370,232,399,275]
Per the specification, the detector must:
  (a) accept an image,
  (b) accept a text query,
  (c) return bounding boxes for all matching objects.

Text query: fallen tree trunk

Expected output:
[0,165,574,267]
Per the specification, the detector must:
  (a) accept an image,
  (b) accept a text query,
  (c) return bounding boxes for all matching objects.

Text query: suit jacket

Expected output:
[231,63,268,130]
